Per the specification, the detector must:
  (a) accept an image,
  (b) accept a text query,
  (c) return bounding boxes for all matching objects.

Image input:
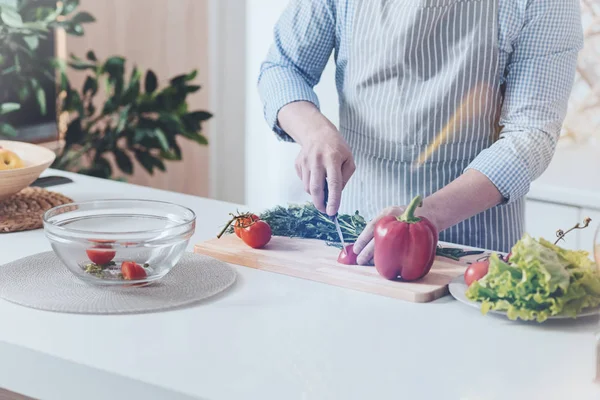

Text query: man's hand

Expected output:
[278,101,356,216]
[353,169,504,265]
[294,131,355,216]
[352,206,405,265]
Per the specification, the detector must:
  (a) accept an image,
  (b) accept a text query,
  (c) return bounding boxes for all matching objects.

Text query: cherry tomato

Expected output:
[337,244,358,265]
[240,220,272,249]
[86,245,116,265]
[234,214,260,238]
[121,261,147,280]
[464,260,489,286]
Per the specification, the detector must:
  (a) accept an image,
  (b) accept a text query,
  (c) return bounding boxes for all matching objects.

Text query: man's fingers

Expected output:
[302,167,311,194]
[310,166,326,213]
[353,207,394,255]
[353,218,377,255]
[341,159,356,189]
[325,166,343,216]
[356,239,375,266]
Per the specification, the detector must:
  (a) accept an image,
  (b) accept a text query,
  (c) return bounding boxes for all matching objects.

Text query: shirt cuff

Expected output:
[259,68,321,142]
[465,141,531,204]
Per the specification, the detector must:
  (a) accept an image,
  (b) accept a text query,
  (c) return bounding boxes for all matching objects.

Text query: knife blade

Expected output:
[30,176,74,188]
[324,181,347,253]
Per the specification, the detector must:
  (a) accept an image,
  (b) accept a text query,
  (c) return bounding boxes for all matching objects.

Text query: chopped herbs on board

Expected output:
[225,203,483,260]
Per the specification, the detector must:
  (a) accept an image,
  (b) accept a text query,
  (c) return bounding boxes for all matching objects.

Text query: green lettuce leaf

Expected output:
[465,234,600,322]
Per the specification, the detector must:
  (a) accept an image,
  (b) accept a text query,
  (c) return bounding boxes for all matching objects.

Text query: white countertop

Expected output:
[528,142,600,210]
[1,169,600,400]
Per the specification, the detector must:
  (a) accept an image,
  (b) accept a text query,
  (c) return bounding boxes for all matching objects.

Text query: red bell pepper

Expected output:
[373,195,438,281]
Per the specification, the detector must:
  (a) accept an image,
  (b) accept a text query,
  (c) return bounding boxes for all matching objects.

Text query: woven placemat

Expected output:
[0,252,237,314]
[0,187,73,233]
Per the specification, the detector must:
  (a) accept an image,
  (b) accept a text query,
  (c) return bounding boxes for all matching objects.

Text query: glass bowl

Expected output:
[43,199,196,287]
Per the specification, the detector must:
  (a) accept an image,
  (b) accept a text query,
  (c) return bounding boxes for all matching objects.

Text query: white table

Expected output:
[1,169,599,400]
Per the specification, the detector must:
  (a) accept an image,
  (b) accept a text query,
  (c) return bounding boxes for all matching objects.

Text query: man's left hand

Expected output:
[352,206,406,265]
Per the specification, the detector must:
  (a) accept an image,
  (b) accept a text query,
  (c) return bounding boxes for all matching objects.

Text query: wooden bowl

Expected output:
[0,140,56,201]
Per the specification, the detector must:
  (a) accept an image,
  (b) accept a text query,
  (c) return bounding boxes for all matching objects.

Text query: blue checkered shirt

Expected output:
[257,0,583,204]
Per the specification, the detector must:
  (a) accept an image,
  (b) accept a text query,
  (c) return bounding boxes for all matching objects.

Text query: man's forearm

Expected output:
[277,101,338,146]
[419,169,504,232]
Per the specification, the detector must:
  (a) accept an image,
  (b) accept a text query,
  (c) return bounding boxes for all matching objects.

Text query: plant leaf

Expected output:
[170,70,197,86]
[182,111,213,132]
[23,35,39,50]
[134,150,156,175]
[62,0,80,15]
[87,101,95,116]
[154,157,166,172]
[185,85,201,94]
[0,103,20,115]
[133,128,169,151]
[153,129,170,151]
[67,91,84,116]
[185,70,198,81]
[144,69,158,94]
[158,113,183,134]
[83,75,98,96]
[65,22,84,36]
[65,117,83,147]
[89,156,112,179]
[122,67,141,104]
[18,85,30,102]
[86,50,97,61]
[22,21,49,32]
[117,105,130,132]
[1,6,24,28]
[187,133,209,146]
[187,111,213,122]
[0,123,18,137]
[44,2,64,22]
[104,56,125,99]
[30,78,46,115]
[103,56,125,76]
[160,149,182,161]
[71,11,95,24]
[114,148,133,175]
[68,59,96,70]
[102,98,116,114]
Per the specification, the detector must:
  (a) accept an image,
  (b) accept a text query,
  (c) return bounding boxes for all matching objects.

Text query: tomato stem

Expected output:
[217,216,236,239]
[397,195,423,224]
[554,217,592,245]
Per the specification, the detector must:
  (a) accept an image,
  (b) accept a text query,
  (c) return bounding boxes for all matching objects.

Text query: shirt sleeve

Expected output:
[257,0,337,142]
[465,0,584,204]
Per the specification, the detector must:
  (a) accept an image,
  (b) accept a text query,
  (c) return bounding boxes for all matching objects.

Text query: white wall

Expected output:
[245,0,340,210]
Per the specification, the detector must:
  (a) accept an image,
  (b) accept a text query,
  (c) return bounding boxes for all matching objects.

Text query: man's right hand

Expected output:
[278,101,356,217]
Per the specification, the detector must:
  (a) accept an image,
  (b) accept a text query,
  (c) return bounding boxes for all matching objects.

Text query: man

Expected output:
[257,0,583,264]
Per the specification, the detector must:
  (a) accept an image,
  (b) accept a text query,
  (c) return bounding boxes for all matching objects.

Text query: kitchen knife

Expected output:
[30,176,74,188]
[324,181,347,253]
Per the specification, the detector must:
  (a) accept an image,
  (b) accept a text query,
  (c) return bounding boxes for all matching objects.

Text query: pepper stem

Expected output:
[397,195,423,224]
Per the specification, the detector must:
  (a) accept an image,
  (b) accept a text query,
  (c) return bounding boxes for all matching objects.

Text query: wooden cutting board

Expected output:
[194,234,490,303]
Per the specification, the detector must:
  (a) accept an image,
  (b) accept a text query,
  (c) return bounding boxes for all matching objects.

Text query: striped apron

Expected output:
[338,0,524,253]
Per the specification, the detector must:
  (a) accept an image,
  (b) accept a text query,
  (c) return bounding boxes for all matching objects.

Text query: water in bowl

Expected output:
[51,213,190,285]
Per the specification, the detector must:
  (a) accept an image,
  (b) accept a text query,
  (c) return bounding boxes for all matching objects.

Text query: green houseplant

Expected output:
[2,0,212,180]
[0,0,94,136]
[53,52,212,178]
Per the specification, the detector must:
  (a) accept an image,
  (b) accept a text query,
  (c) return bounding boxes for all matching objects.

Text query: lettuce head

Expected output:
[465,234,600,322]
